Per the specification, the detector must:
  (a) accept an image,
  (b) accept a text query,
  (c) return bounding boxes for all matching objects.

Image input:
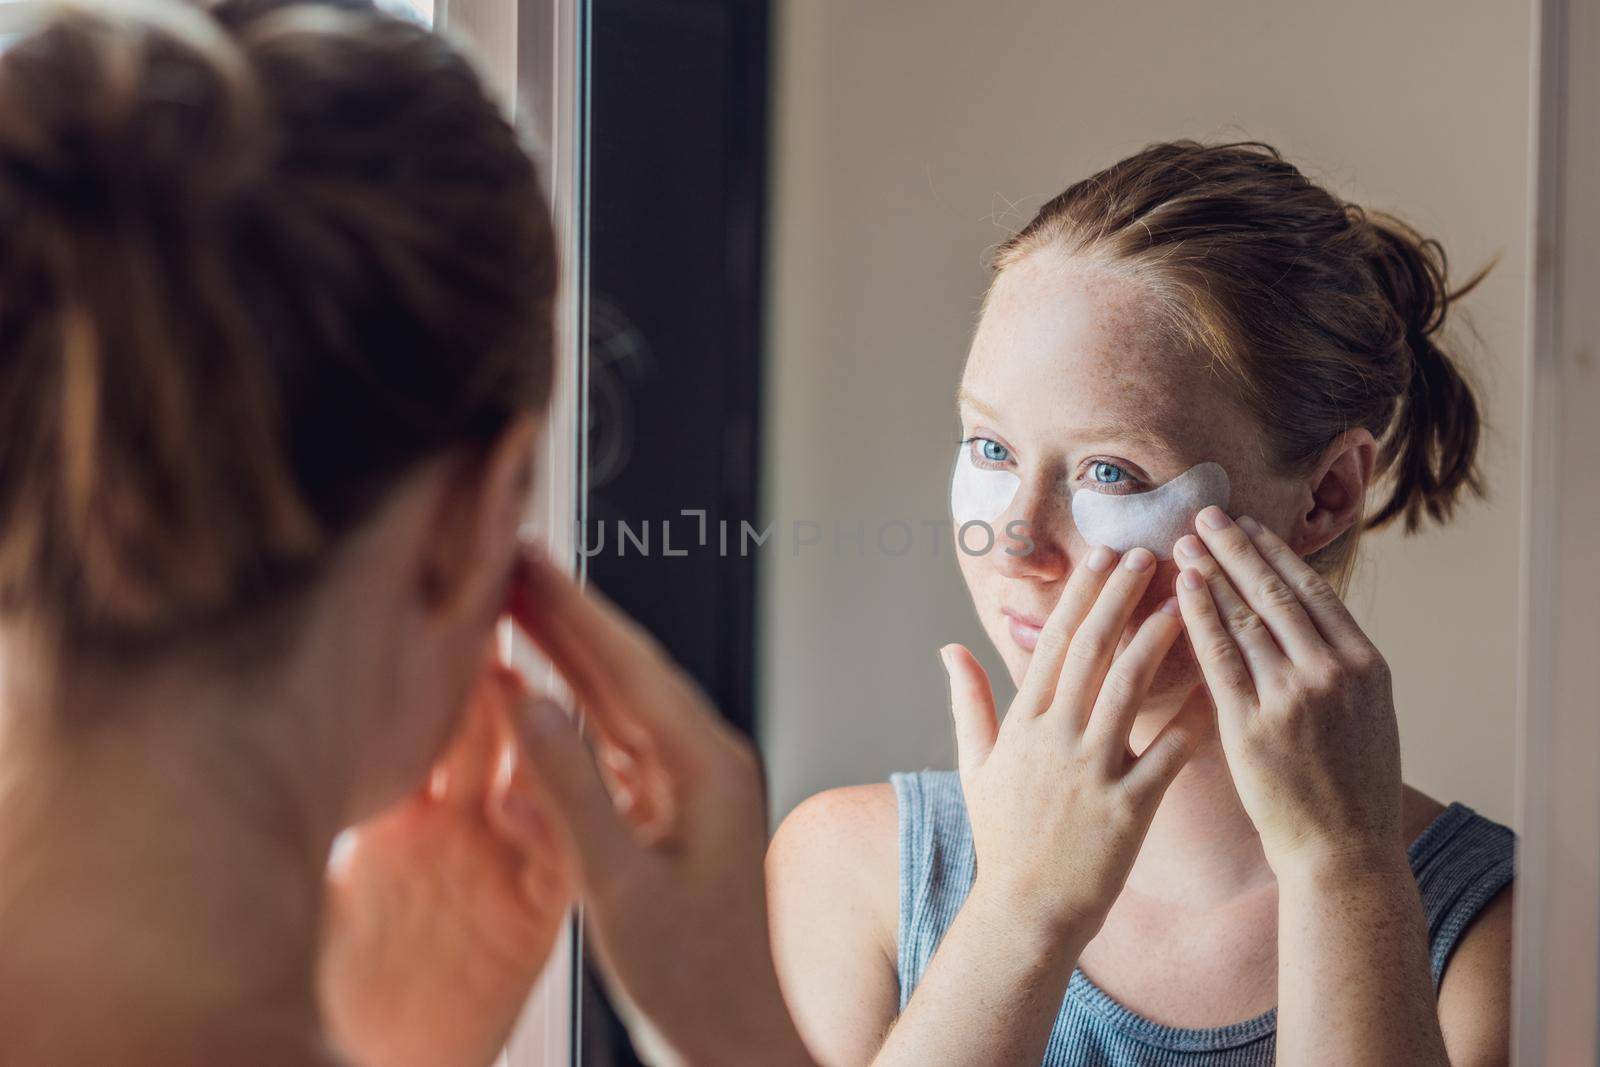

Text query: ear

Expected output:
[415,414,542,626]
[1289,427,1377,557]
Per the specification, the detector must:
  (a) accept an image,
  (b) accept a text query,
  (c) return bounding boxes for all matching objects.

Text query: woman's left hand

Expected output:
[318,658,576,1067]
[1172,508,1406,877]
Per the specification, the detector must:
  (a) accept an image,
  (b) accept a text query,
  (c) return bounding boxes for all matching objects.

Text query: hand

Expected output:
[319,660,576,1067]
[1173,509,1404,876]
[502,555,814,1067]
[942,545,1213,944]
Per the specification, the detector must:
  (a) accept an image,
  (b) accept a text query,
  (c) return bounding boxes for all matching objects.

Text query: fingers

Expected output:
[433,662,520,810]
[1187,508,1326,662]
[941,644,998,778]
[1124,695,1214,797]
[1082,596,1184,760]
[492,769,581,914]
[1173,564,1259,724]
[507,696,633,890]
[508,552,714,776]
[1235,518,1371,654]
[1013,544,1120,716]
[1051,547,1160,732]
[1173,533,1285,681]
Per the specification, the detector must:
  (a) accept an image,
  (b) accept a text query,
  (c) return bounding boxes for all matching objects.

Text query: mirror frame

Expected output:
[1514,0,1600,1061]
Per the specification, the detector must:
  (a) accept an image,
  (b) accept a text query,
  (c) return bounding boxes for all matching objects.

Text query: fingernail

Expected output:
[1181,569,1206,591]
[1175,534,1206,559]
[1085,545,1116,572]
[1123,547,1155,572]
[1237,515,1262,536]
[1160,596,1181,616]
[938,646,952,670]
[1199,506,1231,530]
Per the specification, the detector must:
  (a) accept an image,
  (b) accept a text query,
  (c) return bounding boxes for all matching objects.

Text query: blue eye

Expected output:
[1090,461,1125,485]
[979,439,1010,463]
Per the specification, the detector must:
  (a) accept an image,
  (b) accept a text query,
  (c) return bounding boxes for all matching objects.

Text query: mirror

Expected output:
[574,1,1583,1064]
[439,0,588,1062]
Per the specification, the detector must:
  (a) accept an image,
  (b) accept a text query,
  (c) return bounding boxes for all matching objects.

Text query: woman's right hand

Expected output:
[942,546,1213,944]
[504,554,815,1067]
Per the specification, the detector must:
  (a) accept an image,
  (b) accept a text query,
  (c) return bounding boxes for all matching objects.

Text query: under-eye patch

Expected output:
[949,444,1021,526]
[1070,461,1231,560]
[949,448,1231,561]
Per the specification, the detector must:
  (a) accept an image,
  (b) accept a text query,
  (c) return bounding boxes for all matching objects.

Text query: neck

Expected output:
[0,630,346,1044]
[1123,686,1274,906]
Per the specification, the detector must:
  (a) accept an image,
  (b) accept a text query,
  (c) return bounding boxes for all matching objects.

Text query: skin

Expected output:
[871,548,1215,1067]
[0,240,1508,1065]
[506,556,815,1067]
[318,661,576,1067]
[767,250,1512,1066]
[0,398,823,1067]
[0,417,571,1066]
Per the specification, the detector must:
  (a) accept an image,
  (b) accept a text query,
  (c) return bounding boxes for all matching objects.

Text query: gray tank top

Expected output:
[891,769,1515,1066]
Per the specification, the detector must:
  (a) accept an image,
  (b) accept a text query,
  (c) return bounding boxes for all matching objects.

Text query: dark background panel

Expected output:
[584,0,768,736]
[580,1,770,1063]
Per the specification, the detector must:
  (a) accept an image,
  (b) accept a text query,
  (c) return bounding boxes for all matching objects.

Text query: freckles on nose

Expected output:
[1006,481,1073,544]
[997,531,1069,581]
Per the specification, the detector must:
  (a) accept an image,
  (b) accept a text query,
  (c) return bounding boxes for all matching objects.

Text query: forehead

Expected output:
[961,252,1254,465]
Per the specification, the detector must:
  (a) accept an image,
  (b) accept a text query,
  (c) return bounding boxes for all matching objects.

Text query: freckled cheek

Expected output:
[955,544,988,601]
[1227,482,1301,539]
[1149,641,1203,697]
[956,549,1008,633]
[1146,559,1205,696]
[1127,559,1183,627]
[1119,561,1202,685]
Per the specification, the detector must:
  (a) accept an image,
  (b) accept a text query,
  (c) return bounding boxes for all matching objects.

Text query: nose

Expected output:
[990,480,1070,582]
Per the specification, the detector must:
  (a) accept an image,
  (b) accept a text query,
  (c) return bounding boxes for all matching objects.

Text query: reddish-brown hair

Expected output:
[994,140,1489,578]
[0,0,557,650]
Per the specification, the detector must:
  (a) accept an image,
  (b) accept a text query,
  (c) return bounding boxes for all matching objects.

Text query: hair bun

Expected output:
[0,0,555,650]
[1360,211,1490,533]
[0,0,267,227]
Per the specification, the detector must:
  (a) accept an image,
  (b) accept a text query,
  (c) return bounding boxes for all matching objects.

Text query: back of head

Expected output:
[994,140,1489,579]
[0,0,556,652]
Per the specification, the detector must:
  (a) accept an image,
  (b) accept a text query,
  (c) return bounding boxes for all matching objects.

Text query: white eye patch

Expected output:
[1070,461,1231,560]
[950,444,1020,525]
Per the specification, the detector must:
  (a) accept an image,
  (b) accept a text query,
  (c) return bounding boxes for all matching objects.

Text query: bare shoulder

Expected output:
[766,783,902,1066]
[767,782,899,946]
[4,1025,348,1067]
[1436,878,1513,1067]
[173,1021,351,1067]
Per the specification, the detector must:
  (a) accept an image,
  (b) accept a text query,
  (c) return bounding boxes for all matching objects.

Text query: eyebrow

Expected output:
[1071,423,1185,462]
[955,388,999,421]
[956,389,1185,462]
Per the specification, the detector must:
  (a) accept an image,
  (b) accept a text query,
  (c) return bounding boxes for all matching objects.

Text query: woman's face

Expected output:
[955,251,1306,703]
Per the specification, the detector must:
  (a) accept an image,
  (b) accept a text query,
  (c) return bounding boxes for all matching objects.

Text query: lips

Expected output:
[1002,608,1046,652]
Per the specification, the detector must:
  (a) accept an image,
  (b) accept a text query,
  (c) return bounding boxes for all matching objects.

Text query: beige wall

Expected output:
[758,0,1531,827]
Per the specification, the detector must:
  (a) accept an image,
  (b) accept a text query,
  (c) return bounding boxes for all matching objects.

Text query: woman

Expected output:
[768,141,1516,1066]
[0,1,808,1064]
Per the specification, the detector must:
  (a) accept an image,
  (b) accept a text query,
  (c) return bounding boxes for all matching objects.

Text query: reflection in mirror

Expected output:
[580,2,1537,1065]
